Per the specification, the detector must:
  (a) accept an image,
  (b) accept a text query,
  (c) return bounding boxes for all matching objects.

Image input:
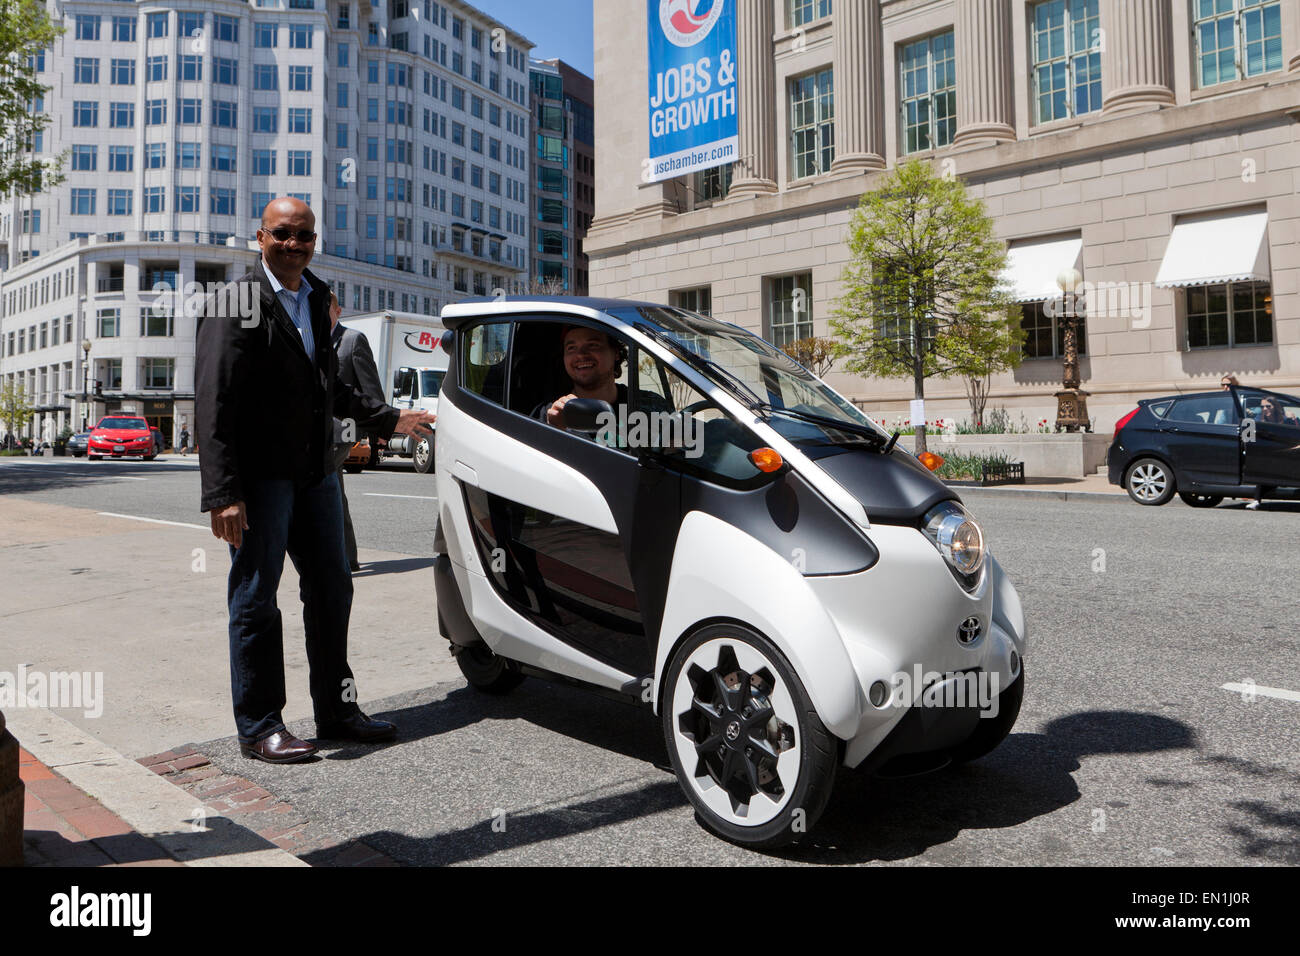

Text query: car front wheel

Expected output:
[1125,457,1175,505]
[663,624,837,849]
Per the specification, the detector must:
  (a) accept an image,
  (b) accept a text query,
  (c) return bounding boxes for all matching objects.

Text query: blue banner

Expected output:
[646,0,738,183]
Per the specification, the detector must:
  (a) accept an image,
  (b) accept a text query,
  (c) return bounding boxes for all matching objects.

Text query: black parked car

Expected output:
[67,432,91,457]
[1109,386,1300,506]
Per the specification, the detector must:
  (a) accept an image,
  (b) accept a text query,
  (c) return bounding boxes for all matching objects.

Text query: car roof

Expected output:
[440,296,670,330]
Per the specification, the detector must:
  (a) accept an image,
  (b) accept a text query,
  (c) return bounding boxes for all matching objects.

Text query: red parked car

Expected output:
[88,416,157,461]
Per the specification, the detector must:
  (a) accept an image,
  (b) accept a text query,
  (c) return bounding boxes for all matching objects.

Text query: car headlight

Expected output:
[922,501,985,588]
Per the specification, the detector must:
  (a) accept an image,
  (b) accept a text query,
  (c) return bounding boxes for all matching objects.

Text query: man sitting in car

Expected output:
[537,326,673,448]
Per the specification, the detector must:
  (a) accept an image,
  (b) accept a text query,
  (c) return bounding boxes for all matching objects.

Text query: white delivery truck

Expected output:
[339,311,448,473]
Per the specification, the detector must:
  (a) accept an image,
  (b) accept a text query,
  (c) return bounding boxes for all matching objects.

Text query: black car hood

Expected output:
[809,445,959,523]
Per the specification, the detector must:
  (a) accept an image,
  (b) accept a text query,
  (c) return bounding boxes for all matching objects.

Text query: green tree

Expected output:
[0,380,35,441]
[831,159,1022,454]
[0,0,64,195]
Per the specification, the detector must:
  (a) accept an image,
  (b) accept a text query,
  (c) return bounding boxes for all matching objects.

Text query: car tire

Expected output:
[412,435,435,474]
[368,444,381,468]
[144,455,157,461]
[948,667,1024,765]
[1124,457,1175,505]
[663,623,837,849]
[454,641,524,694]
[344,463,362,474]
[88,454,101,461]
[1178,492,1224,508]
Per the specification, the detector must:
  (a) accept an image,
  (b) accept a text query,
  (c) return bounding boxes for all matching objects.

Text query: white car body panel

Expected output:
[653,511,863,741]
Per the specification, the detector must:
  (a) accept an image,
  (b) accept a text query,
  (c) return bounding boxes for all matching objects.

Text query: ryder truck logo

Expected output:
[660,0,724,47]
[403,331,439,353]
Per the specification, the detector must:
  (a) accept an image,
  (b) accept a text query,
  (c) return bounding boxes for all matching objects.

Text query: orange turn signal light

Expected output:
[917,451,945,472]
[749,447,785,473]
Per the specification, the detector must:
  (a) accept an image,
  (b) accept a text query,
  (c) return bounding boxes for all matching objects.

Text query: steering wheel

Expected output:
[679,399,713,416]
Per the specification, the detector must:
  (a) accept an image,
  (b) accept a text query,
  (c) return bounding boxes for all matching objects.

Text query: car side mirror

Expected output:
[562,398,613,436]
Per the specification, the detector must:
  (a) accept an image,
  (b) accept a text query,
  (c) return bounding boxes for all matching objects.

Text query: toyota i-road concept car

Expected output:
[432,297,1027,848]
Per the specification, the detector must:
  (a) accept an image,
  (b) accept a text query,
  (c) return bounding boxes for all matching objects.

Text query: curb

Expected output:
[952,485,1128,503]
[6,697,305,868]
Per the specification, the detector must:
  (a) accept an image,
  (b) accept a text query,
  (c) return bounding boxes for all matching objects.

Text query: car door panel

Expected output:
[1161,394,1241,488]
[1239,389,1300,488]
[449,319,681,679]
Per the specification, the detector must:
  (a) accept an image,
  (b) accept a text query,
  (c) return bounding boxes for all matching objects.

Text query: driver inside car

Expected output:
[534,326,672,446]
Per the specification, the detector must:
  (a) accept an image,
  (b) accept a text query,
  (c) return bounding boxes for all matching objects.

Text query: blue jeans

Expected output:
[227,473,358,743]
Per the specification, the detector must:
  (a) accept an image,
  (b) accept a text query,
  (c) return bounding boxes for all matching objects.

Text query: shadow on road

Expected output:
[781,710,1197,864]
[352,557,436,577]
[310,696,1201,865]
[0,459,197,495]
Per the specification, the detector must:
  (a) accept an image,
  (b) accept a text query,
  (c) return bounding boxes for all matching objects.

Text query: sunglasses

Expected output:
[266,228,316,243]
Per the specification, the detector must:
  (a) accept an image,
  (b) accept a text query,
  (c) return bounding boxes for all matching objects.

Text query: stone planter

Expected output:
[0,710,23,866]
[899,432,1111,478]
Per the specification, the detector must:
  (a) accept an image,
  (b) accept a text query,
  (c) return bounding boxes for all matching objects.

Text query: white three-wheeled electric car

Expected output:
[432,298,1027,848]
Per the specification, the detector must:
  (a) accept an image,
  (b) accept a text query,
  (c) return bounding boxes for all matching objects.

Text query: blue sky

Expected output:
[470,0,595,77]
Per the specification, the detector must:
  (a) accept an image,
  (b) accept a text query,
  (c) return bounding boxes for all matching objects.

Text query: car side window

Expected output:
[1167,394,1237,425]
[633,352,766,485]
[462,321,511,406]
[1241,389,1300,427]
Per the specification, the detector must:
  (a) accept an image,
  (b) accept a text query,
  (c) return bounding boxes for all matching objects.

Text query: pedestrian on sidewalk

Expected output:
[328,290,383,573]
[195,196,436,764]
[179,426,190,456]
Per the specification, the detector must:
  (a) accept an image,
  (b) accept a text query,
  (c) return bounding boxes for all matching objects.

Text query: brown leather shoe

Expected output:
[240,730,319,764]
[315,711,397,743]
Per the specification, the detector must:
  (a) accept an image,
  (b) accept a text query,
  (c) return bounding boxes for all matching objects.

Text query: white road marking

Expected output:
[1221,682,1300,703]
[364,493,438,500]
[97,511,208,530]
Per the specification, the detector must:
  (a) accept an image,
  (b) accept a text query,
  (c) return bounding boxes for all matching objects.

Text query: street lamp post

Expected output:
[81,338,92,430]
[1053,269,1091,433]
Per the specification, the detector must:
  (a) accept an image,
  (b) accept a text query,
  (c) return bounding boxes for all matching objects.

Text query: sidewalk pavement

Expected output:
[20,745,181,867]
[948,472,1125,500]
[15,713,396,867]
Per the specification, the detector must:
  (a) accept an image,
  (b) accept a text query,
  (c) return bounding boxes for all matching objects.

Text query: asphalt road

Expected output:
[2,455,1298,864]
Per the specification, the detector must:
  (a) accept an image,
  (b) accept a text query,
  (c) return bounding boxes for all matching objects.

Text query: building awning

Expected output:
[1155,209,1270,288]
[1002,235,1084,302]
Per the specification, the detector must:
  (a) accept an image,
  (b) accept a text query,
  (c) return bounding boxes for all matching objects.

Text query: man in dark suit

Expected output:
[196,197,435,764]
[329,290,384,571]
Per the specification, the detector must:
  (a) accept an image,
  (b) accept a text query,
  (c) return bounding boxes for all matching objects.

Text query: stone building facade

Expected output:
[586,0,1300,432]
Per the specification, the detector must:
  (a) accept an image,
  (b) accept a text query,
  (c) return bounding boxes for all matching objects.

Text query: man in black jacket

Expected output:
[196,197,435,763]
[329,290,383,571]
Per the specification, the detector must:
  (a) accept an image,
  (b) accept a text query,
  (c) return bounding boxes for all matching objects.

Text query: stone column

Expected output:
[730,0,778,196]
[1283,0,1300,73]
[1102,0,1176,113]
[954,0,1016,145]
[0,711,23,866]
[831,0,886,172]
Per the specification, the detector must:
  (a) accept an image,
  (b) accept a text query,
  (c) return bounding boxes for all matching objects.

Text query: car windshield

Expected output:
[420,370,445,398]
[97,418,147,430]
[609,306,889,446]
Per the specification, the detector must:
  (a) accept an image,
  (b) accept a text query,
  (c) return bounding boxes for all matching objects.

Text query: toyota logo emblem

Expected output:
[957,617,982,645]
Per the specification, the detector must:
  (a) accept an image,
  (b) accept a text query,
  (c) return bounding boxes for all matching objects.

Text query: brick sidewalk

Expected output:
[20,747,182,867]
[140,747,398,867]
[20,743,400,867]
